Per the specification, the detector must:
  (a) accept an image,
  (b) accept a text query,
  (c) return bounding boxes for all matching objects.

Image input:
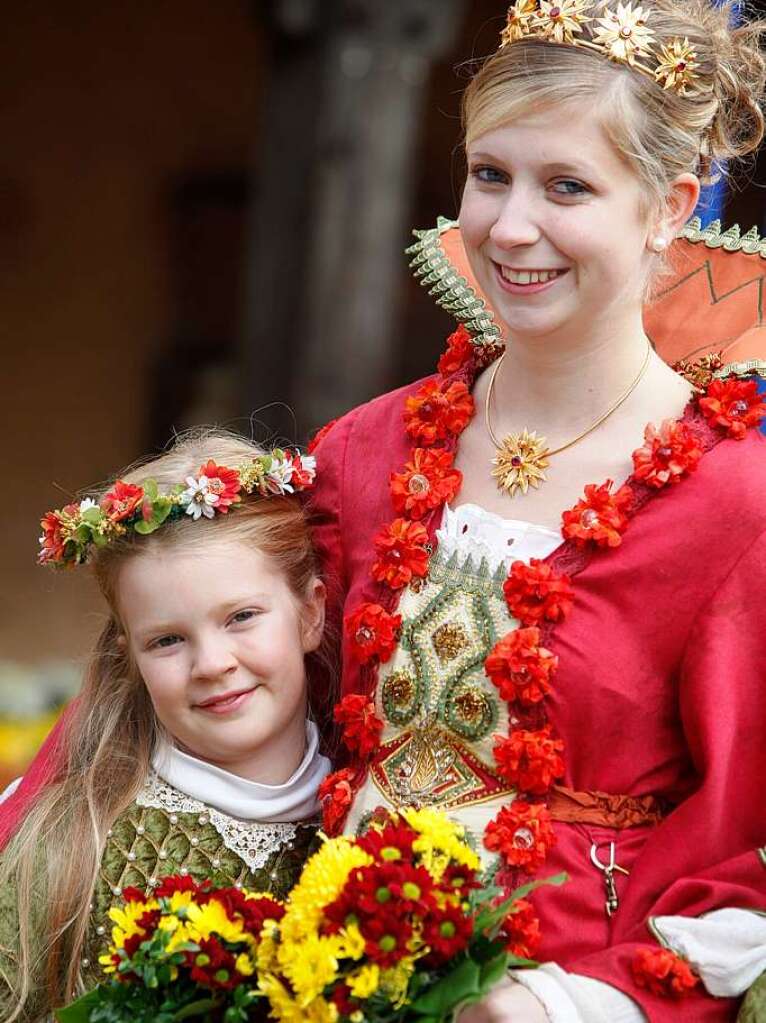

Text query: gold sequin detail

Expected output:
[453,687,487,725]
[431,622,469,663]
[387,672,415,708]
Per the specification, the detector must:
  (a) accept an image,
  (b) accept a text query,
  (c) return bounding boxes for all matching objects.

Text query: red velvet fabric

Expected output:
[306,375,766,1021]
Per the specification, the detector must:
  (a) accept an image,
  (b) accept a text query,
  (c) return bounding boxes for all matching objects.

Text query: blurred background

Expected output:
[2,0,765,785]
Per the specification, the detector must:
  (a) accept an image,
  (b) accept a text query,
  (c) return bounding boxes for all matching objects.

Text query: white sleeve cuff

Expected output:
[510,963,646,1023]
[653,908,766,997]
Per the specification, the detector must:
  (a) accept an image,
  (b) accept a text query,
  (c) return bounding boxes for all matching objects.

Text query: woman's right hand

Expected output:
[456,978,550,1022]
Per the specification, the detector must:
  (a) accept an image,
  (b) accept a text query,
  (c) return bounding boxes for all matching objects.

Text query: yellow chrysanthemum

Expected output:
[380,958,417,1009]
[336,923,366,960]
[166,890,196,914]
[186,899,248,945]
[278,933,343,1005]
[108,898,160,948]
[279,837,372,943]
[593,2,655,64]
[235,952,255,977]
[258,974,339,1023]
[347,963,380,999]
[401,807,481,878]
[255,920,281,973]
[98,952,117,974]
[157,916,196,955]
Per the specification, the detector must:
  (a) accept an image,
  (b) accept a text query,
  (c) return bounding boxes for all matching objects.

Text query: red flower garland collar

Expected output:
[319,328,764,992]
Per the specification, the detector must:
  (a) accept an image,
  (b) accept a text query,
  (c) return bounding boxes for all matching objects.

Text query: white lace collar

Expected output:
[437,503,561,574]
[149,719,330,823]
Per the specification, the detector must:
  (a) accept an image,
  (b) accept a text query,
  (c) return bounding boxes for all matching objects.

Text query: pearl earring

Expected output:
[651,237,668,253]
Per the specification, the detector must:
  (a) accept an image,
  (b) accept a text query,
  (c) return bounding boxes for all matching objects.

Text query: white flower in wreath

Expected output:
[78,498,99,514]
[264,457,296,495]
[179,475,219,519]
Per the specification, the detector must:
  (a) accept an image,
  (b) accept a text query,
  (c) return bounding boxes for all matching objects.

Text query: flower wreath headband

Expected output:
[38,448,316,568]
[501,0,709,96]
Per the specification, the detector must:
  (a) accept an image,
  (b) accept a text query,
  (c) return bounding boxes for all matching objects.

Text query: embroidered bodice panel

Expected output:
[345,506,561,848]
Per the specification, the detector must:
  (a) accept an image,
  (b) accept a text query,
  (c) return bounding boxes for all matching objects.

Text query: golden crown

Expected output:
[500,0,707,96]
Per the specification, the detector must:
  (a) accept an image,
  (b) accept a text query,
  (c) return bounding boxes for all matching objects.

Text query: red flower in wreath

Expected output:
[631,947,700,998]
[484,626,558,706]
[308,417,338,453]
[371,518,430,589]
[390,448,462,520]
[698,377,766,439]
[334,693,384,760]
[561,480,633,548]
[198,461,241,513]
[483,800,556,872]
[38,510,68,565]
[319,768,356,835]
[101,480,145,523]
[503,559,574,626]
[500,898,541,959]
[437,324,474,376]
[493,726,565,795]
[403,379,475,446]
[345,603,401,664]
[631,420,704,488]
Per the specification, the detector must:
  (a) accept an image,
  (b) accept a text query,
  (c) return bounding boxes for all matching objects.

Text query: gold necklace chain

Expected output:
[484,339,653,497]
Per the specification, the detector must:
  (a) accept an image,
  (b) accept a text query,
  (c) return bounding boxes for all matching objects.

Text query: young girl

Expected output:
[0,431,330,1022]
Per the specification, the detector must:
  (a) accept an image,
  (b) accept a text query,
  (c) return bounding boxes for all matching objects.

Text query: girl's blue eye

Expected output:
[471,165,508,185]
[153,634,181,649]
[552,179,588,196]
[230,609,257,624]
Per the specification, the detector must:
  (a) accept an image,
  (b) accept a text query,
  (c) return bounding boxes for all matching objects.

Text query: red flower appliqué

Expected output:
[390,448,462,520]
[698,377,766,439]
[484,800,556,872]
[632,420,704,488]
[631,947,700,998]
[308,417,338,453]
[198,461,241,513]
[101,480,145,523]
[437,324,474,376]
[484,627,558,706]
[371,518,430,589]
[561,480,633,548]
[493,726,565,796]
[500,898,541,960]
[319,768,356,836]
[503,559,575,626]
[334,693,384,760]
[345,603,401,664]
[403,379,474,446]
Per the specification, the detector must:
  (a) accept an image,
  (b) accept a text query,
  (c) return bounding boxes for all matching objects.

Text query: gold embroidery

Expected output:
[454,687,487,725]
[431,622,469,663]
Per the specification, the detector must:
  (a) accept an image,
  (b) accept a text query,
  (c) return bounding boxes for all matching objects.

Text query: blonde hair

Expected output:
[1,429,333,1019]
[463,0,766,212]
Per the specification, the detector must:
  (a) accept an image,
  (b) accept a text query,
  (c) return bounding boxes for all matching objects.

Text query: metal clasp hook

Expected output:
[590,842,630,918]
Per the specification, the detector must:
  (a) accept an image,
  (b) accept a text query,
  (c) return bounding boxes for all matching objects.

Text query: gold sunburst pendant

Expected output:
[491,428,551,497]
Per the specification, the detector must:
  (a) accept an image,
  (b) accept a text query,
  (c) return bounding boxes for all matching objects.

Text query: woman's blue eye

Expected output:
[471,165,508,185]
[552,179,588,195]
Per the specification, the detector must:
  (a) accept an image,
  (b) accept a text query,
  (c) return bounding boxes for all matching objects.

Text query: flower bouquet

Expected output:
[57,808,565,1023]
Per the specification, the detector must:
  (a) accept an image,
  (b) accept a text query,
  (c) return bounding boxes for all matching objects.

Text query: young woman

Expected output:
[0,432,330,1021]
[309,1,766,1019]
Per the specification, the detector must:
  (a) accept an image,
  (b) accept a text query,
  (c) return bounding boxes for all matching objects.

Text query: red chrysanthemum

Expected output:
[188,935,240,990]
[334,693,384,760]
[421,903,474,966]
[38,510,68,565]
[357,817,418,861]
[155,874,203,897]
[345,603,402,665]
[371,518,430,589]
[403,379,475,446]
[698,377,766,439]
[500,898,541,959]
[483,800,556,872]
[308,417,338,453]
[631,420,704,488]
[484,626,558,706]
[197,888,285,933]
[437,324,474,376]
[390,448,463,520]
[101,481,145,523]
[503,559,574,626]
[198,460,242,513]
[561,480,633,548]
[319,768,356,835]
[493,726,565,795]
[631,947,700,998]
[121,886,147,903]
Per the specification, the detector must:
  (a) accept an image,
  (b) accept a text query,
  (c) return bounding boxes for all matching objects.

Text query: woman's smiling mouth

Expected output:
[493,261,569,293]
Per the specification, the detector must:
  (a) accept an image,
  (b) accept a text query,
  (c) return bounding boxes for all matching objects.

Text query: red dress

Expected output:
[308,365,766,1022]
